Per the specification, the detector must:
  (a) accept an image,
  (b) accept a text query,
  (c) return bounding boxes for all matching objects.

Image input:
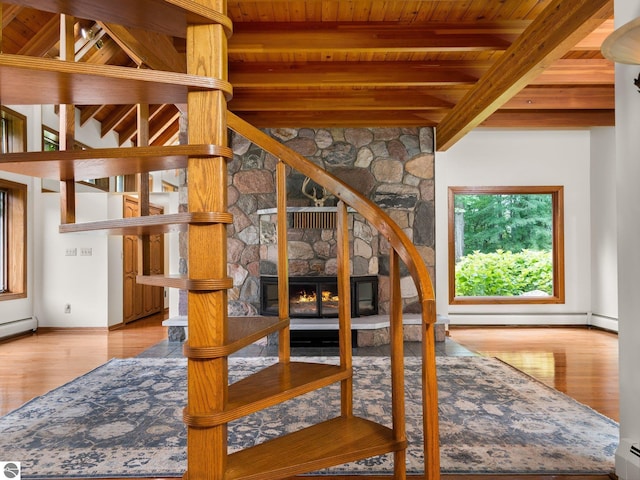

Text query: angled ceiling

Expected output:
[1,0,614,151]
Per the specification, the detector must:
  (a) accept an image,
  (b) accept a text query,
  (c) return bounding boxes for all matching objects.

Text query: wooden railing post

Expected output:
[276,160,290,362]
[59,13,76,225]
[389,249,407,478]
[423,299,441,480]
[336,200,353,417]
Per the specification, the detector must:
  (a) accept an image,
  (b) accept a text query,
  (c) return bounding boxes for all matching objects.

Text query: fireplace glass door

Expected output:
[289,282,320,317]
[260,275,378,318]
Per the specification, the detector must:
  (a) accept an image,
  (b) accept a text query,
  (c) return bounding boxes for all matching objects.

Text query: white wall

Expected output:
[614,0,640,454]
[435,129,592,325]
[1,104,180,333]
[590,127,618,331]
[35,192,110,327]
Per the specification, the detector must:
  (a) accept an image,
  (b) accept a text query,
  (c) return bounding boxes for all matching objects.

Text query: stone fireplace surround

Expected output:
[173,126,437,347]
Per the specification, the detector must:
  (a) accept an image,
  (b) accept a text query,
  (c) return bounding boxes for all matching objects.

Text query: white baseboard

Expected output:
[447,313,589,326]
[589,314,619,333]
[0,317,37,339]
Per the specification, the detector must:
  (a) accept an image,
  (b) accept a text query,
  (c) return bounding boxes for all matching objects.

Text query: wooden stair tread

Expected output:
[58,211,232,235]
[225,416,405,480]
[226,317,288,353]
[185,362,349,426]
[182,316,288,359]
[226,361,349,420]
[0,144,231,180]
[9,0,232,38]
[136,274,233,291]
[0,53,230,105]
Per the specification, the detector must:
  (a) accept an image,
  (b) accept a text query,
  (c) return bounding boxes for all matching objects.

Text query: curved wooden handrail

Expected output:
[228,111,440,480]
[227,112,436,322]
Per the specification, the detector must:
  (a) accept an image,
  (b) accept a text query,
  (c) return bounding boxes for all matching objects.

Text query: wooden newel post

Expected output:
[185,1,229,479]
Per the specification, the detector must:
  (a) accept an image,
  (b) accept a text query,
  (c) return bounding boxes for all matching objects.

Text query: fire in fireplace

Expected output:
[260,275,378,318]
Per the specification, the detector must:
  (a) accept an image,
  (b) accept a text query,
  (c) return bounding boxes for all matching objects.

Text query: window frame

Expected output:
[0,178,28,300]
[1,107,28,300]
[448,185,565,305]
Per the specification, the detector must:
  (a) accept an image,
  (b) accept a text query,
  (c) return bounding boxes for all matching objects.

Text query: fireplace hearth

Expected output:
[260,275,378,318]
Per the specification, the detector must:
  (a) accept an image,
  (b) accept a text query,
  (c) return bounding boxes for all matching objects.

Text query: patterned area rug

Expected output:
[0,356,618,478]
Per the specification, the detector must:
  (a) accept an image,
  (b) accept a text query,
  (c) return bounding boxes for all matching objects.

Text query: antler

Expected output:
[302,177,332,207]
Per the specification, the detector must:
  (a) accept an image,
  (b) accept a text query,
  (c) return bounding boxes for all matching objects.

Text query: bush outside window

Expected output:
[448,186,565,305]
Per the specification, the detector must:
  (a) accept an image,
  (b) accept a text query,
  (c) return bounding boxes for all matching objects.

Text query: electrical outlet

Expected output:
[65,248,77,256]
[64,304,71,314]
[80,248,92,256]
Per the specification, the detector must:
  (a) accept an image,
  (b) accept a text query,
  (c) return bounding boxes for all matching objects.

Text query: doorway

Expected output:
[122,195,164,323]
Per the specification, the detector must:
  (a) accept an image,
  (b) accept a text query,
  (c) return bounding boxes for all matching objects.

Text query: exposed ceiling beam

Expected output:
[230,88,457,111]
[233,107,614,130]
[481,109,614,127]
[234,109,446,128]
[118,104,164,146]
[229,21,523,55]
[149,106,180,145]
[229,84,613,113]
[229,58,613,88]
[1,4,24,29]
[98,22,185,72]
[151,120,179,147]
[435,0,613,151]
[101,104,136,138]
[230,61,481,87]
[79,105,106,126]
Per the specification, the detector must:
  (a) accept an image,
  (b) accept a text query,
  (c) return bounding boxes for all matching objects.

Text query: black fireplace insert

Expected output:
[260,275,378,318]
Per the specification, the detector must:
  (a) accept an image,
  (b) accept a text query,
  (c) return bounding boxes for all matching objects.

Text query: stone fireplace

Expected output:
[178,126,436,336]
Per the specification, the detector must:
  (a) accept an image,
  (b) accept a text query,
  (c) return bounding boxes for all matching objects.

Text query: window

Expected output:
[0,108,28,299]
[448,186,564,304]
[1,108,26,155]
[0,179,27,298]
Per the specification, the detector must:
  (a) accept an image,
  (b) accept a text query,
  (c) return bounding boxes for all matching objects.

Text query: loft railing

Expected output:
[227,112,440,480]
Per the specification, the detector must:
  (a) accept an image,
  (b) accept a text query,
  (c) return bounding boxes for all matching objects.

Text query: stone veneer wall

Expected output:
[179,127,435,316]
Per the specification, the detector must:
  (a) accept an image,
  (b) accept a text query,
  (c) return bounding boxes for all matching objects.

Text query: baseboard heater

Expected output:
[616,439,640,480]
[0,317,37,340]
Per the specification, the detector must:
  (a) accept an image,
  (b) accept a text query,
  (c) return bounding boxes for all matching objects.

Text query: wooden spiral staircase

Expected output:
[0,1,440,479]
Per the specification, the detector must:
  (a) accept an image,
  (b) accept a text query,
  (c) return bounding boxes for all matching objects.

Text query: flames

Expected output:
[294,290,339,303]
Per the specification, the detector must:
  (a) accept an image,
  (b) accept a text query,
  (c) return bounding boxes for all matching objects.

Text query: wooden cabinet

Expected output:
[0,2,439,479]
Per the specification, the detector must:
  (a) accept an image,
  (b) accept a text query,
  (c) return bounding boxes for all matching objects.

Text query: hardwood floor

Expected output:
[0,314,168,416]
[0,321,618,480]
[448,326,619,422]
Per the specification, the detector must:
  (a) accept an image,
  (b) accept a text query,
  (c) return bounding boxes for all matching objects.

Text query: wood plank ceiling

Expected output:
[1,0,615,151]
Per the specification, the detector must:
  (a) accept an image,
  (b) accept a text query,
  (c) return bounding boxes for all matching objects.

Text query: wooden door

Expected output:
[123,196,164,323]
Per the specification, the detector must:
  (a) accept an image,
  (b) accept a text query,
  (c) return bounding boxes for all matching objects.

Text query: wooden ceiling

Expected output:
[1,0,614,151]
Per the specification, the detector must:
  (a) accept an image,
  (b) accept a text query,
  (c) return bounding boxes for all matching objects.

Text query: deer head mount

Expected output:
[302,177,333,207]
